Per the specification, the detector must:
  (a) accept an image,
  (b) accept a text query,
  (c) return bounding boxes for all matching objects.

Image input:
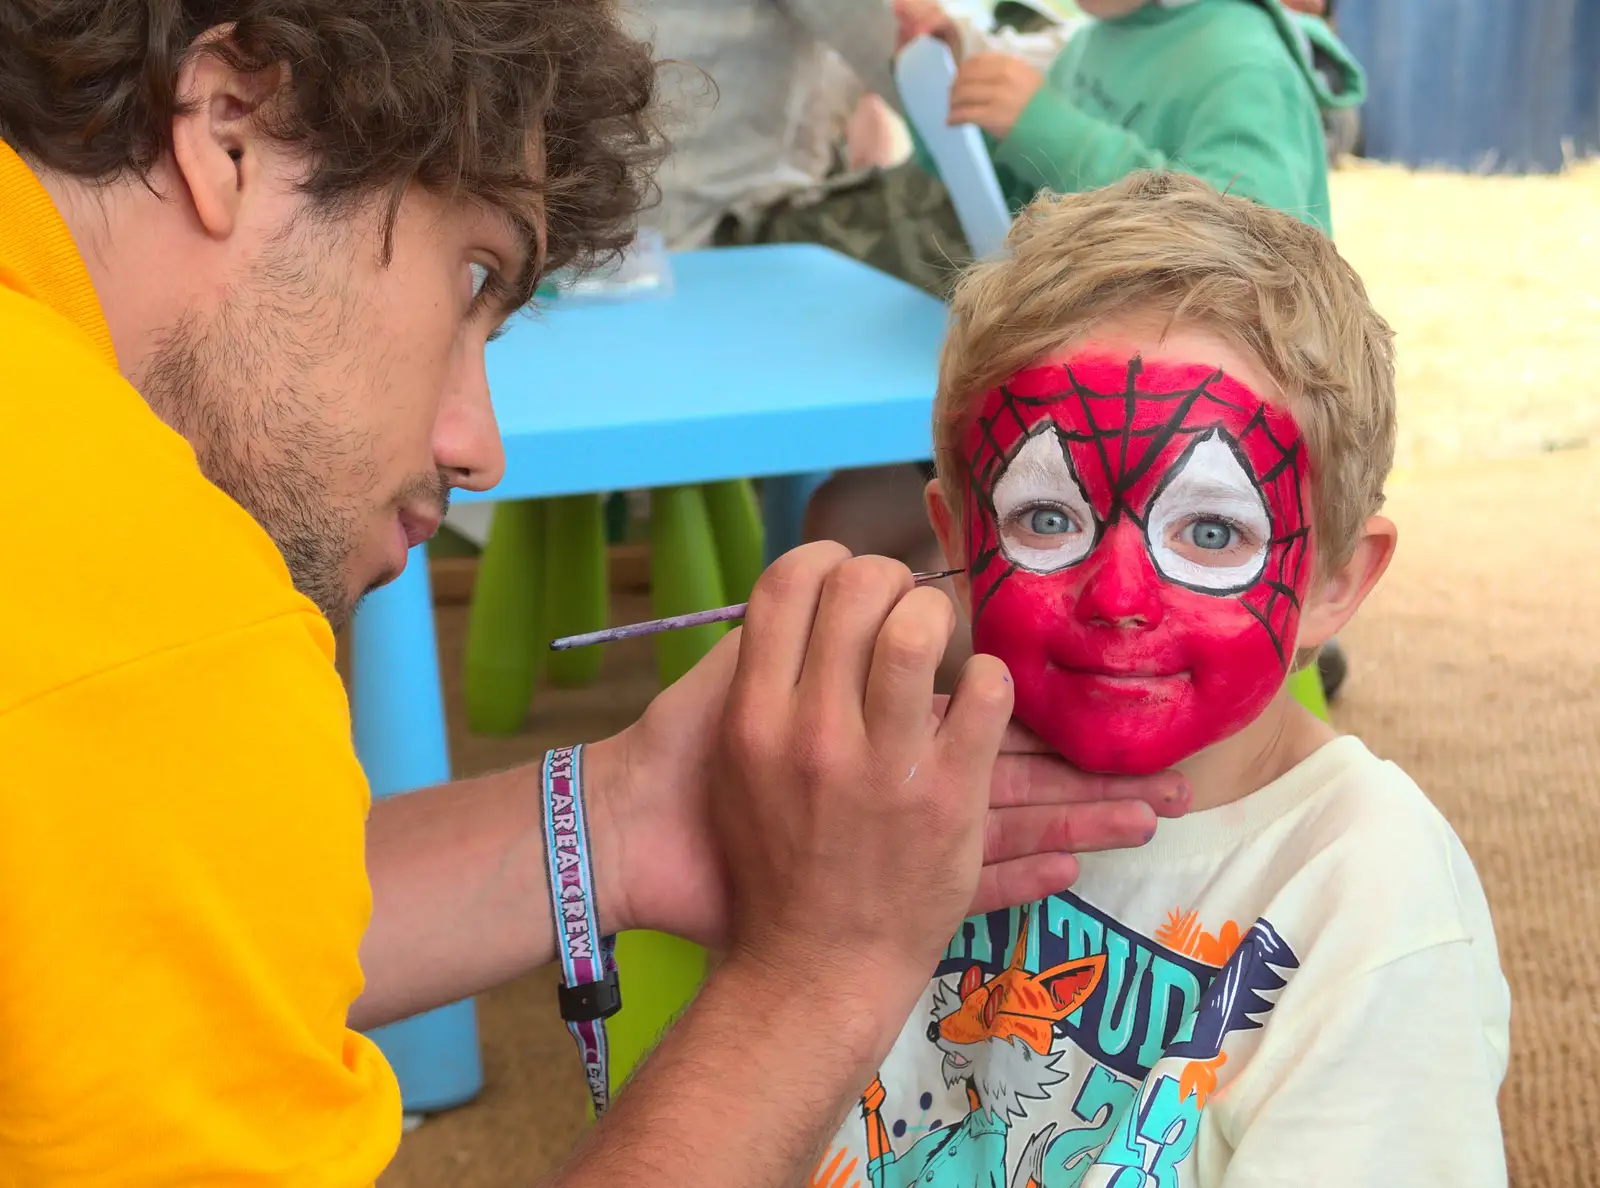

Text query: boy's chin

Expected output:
[1043,729,1196,777]
[1017,689,1264,777]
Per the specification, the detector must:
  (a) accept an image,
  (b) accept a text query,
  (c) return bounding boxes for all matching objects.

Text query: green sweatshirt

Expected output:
[941,0,1365,236]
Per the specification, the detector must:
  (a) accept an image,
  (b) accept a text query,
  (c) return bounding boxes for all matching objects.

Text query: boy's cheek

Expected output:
[972,577,1297,773]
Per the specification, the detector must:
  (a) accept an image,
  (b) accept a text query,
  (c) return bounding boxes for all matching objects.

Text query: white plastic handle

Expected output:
[894,34,1013,260]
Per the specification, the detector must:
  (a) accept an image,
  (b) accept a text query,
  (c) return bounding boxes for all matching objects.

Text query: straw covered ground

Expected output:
[1330,158,1600,465]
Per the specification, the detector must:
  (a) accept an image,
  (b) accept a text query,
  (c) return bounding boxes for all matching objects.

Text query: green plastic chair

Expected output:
[1289,662,1329,720]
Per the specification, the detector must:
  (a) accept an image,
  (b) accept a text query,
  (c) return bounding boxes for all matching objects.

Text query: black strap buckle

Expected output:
[557,967,623,1022]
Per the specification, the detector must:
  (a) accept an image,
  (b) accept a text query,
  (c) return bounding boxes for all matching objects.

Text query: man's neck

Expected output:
[34,162,187,388]
[1174,687,1338,813]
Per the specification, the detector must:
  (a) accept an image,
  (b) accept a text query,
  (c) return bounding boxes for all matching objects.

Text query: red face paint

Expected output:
[961,353,1313,775]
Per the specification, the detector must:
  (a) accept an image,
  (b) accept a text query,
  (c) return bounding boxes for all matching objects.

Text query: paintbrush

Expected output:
[549,568,965,651]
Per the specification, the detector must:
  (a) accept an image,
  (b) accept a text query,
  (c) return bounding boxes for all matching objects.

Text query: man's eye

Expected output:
[1186,520,1236,551]
[1027,508,1078,536]
[469,262,492,302]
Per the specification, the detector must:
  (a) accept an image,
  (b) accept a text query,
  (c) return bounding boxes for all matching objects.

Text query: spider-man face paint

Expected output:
[961,353,1313,775]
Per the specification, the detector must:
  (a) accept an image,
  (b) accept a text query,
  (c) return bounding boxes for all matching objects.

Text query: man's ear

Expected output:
[1296,514,1398,650]
[925,478,973,613]
[169,33,285,240]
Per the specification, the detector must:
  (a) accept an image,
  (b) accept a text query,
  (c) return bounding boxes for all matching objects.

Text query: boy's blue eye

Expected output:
[1028,508,1075,535]
[469,262,491,301]
[1188,520,1235,550]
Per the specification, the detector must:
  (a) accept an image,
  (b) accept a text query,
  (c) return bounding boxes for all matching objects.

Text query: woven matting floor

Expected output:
[380,446,1600,1187]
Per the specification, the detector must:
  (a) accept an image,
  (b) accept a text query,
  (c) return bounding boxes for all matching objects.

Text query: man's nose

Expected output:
[434,363,506,494]
[1074,520,1163,629]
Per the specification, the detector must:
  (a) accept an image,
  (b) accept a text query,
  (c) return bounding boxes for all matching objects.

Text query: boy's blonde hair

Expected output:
[936,171,1397,581]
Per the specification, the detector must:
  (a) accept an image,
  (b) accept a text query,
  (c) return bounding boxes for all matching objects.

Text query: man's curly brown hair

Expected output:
[0,0,662,304]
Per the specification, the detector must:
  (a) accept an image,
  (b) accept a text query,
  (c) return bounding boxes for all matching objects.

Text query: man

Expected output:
[0,1,1183,1184]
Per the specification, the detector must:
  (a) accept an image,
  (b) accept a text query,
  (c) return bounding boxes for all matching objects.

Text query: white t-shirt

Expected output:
[816,736,1511,1188]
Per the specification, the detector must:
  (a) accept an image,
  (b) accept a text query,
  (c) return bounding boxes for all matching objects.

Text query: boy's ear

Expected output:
[924,479,973,612]
[1296,514,1398,651]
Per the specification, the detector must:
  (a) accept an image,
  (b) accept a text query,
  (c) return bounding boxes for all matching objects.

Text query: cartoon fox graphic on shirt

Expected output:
[858,908,1105,1188]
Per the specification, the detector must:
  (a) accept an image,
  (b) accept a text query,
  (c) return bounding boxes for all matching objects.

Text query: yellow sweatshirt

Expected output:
[0,142,400,1185]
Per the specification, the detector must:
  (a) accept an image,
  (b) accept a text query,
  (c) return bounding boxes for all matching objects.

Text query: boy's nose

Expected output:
[1074,520,1163,629]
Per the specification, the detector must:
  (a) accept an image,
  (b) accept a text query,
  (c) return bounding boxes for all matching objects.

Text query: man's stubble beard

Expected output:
[137,257,378,632]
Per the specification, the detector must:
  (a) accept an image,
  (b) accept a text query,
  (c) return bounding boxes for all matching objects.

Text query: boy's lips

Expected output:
[1047,650,1189,680]
[1047,658,1192,701]
[1057,664,1189,682]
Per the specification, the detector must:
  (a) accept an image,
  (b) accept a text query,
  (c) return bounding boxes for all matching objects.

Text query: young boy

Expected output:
[810,174,1510,1187]
[803,0,1365,690]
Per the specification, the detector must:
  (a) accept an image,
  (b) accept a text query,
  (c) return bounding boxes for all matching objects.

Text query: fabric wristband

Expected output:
[541,744,621,1116]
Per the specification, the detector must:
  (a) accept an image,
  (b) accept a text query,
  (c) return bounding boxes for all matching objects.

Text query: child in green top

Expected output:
[901,0,1363,236]
[799,0,1364,692]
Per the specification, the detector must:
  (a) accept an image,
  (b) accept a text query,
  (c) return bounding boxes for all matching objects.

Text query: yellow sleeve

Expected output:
[0,611,401,1186]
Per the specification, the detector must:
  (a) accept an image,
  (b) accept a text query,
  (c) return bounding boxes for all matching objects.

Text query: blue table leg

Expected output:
[351,544,484,1114]
[760,472,832,565]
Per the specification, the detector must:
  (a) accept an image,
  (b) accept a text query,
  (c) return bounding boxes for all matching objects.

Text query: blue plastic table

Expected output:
[350,243,950,1112]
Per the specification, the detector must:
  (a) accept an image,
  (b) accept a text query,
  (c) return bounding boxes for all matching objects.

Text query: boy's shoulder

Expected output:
[1253,736,1498,969]
[1074,736,1497,973]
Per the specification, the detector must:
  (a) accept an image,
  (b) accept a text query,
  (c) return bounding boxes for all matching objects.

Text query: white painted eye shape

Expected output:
[469,262,491,302]
[1145,430,1271,593]
[990,428,1098,573]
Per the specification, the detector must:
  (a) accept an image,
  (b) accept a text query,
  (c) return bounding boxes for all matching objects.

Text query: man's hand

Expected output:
[709,547,1008,1024]
[894,0,960,53]
[947,53,1045,138]
[589,544,1187,949]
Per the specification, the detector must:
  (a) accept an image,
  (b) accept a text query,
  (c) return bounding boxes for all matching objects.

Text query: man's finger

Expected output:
[736,542,850,700]
[970,853,1080,916]
[931,693,1047,752]
[932,653,1013,809]
[984,801,1157,865]
[991,753,1191,815]
[863,585,955,760]
[796,554,913,718]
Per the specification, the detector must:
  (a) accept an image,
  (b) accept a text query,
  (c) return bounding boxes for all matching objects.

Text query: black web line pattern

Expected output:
[966,358,1309,666]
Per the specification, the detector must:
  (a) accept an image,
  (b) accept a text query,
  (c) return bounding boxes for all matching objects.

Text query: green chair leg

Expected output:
[604,491,630,544]
[544,494,609,690]
[606,930,709,1099]
[1288,663,1329,721]
[702,479,765,606]
[648,485,730,687]
[463,500,548,735]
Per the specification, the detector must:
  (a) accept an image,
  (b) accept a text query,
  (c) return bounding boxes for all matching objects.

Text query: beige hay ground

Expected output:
[1329,159,1600,467]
